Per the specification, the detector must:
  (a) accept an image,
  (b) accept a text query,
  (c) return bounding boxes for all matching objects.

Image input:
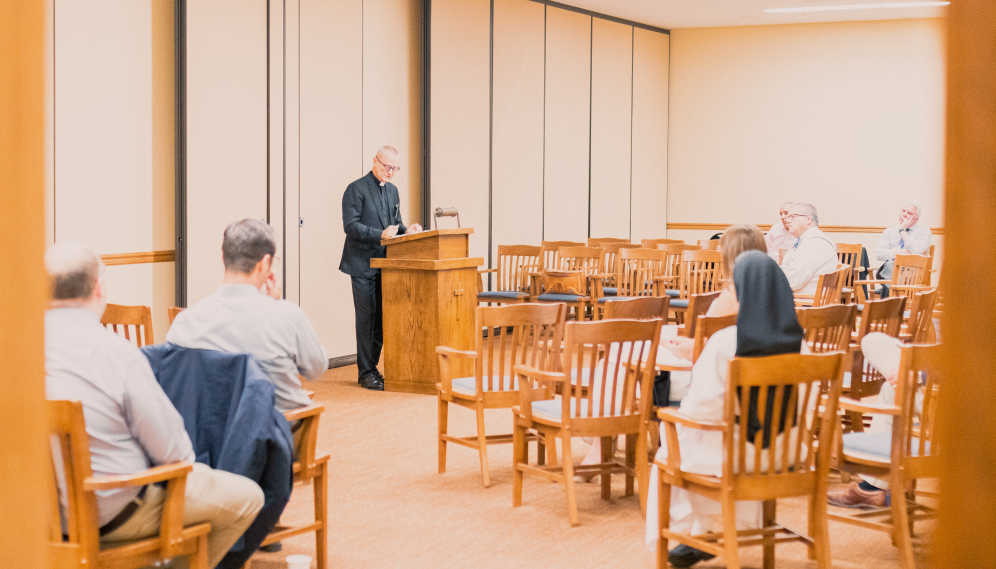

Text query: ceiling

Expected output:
[554,0,949,30]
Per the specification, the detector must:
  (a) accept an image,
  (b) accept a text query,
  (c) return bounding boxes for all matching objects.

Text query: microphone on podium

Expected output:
[433,207,461,229]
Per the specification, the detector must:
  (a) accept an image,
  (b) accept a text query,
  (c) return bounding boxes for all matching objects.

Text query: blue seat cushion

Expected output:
[477,291,528,300]
[665,289,680,297]
[450,375,517,395]
[670,298,689,309]
[537,293,585,302]
[842,431,929,460]
[603,287,618,296]
[531,397,623,422]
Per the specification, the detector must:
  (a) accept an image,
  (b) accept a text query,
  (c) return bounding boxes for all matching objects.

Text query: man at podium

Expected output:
[339,146,421,391]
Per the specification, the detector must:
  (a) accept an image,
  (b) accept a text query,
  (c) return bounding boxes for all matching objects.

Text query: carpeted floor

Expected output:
[246,365,933,569]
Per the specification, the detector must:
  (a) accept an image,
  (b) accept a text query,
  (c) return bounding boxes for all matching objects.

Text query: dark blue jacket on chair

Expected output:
[141,343,294,569]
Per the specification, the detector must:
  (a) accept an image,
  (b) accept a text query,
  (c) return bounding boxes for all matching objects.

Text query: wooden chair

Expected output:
[690,313,738,363]
[844,297,907,433]
[594,248,668,319]
[437,303,567,487]
[900,289,938,344]
[47,400,210,569]
[256,404,329,569]
[477,245,541,305]
[587,237,630,246]
[655,352,845,569]
[597,242,642,295]
[512,318,663,525]
[669,250,724,325]
[678,291,723,338]
[656,244,703,296]
[830,344,941,569]
[530,241,585,297]
[698,239,721,250]
[641,238,684,248]
[602,296,670,321]
[797,304,858,354]
[101,304,154,347]
[533,246,602,320]
[836,243,864,303]
[795,265,848,308]
[167,307,184,325]
[855,253,931,304]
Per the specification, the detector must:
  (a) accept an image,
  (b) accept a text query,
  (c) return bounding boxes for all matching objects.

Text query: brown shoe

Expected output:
[828,483,889,509]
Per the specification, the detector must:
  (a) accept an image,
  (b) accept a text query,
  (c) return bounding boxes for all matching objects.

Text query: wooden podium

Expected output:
[370,228,483,394]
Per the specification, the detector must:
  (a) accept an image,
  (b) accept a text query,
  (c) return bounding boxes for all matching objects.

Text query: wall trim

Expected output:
[102,250,177,266]
[528,0,669,35]
[667,223,945,235]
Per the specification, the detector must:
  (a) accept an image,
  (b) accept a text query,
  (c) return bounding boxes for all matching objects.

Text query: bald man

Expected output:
[339,146,422,391]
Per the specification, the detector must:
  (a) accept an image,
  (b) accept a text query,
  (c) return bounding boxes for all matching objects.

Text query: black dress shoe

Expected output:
[258,542,282,553]
[359,373,384,391]
[668,544,716,568]
[372,370,386,383]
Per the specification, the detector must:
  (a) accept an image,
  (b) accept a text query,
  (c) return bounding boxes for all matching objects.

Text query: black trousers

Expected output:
[351,273,383,378]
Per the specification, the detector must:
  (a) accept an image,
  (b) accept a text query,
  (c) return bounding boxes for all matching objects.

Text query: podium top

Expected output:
[380,227,473,247]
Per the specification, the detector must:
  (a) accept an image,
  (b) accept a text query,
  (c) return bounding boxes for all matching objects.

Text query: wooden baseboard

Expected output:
[101,250,176,266]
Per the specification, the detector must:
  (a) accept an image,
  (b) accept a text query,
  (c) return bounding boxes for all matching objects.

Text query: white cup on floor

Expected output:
[286,554,312,569]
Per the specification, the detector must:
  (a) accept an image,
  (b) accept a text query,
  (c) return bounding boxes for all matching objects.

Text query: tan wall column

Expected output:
[0,1,50,567]
[938,0,996,565]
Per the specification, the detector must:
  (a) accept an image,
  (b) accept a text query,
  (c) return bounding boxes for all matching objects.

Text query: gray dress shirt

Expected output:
[780,227,839,296]
[45,308,195,526]
[165,284,328,412]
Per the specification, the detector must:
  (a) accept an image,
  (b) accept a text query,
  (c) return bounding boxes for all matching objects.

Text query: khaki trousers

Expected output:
[101,463,264,569]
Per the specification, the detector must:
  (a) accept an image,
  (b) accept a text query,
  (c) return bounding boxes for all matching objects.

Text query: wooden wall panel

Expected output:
[429,0,490,261]
[631,28,669,242]
[589,18,633,241]
[186,0,268,304]
[491,0,545,260]
[543,7,591,243]
[299,0,363,358]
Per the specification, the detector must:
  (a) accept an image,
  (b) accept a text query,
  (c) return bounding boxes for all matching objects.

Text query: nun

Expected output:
[645,250,806,568]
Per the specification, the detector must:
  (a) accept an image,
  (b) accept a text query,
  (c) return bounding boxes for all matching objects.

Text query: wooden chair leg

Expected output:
[762,500,776,569]
[314,461,329,569]
[537,436,546,466]
[438,396,448,474]
[475,403,491,488]
[545,433,559,468]
[720,490,741,569]
[512,423,526,507]
[193,534,209,569]
[600,436,613,500]
[892,474,916,569]
[635,431,650,517]
[562,433,579,526]
[624,433,637,497]
[657,476,671,569]
[811,483,833,569]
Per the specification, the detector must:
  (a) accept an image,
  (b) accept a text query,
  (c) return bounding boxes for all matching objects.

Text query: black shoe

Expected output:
[372,369,386,383]
[668,544,716,568]
[259,542,282,553]
[359,373,384,391]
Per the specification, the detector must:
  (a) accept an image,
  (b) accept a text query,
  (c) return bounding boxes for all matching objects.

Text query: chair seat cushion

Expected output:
[477,291,528,300]
[603,287,618,296]
[531,397,623,422]
[451,375,517,395]
[597,295,633,304]
[665,289,680,297]
[670,299,689,309]
[856,304,864,312]
[537,293,586,302]
[842,431,929,460]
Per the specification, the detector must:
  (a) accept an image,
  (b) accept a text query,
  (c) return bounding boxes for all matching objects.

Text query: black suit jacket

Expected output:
[339,171,407,279]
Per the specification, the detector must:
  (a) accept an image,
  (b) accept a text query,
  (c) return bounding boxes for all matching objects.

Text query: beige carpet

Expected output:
[246,365,934,569]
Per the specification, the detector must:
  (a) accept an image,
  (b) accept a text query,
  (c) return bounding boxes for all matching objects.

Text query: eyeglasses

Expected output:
[375,156,402,174]
[785,214,809,220]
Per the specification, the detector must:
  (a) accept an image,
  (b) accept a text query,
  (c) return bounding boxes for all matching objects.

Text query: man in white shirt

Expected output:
[779,203,838,296]
[45,242,263,568]
[765,201,796,263]
[167,219,328,413]
[876,200,932,280]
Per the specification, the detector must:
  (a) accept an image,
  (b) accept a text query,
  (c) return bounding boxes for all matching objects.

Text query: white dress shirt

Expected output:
[765,220,795,262]
[876,223,932,262]
[780,226,838,295]
[166,284,328,412]
[45,308,195,526]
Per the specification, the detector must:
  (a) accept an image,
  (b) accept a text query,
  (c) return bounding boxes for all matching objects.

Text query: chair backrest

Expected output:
[678,249,724,298]
[778,247,790,265]
[47,400,99,562]
[557,246,602,275]
[856,297,907,341]
[599,242,641,275]
[101,304,154,346]
[809,266,845,307]
[641,238,683,248]
[556,318,662,423]
[836,243,862,289]
[892,253,931,288]
[682,291,723,338]
[691,313,737,363]
[168,307,184,325]
[796,304,857,353]
[905,289,938,343]
[474,304,567,394]
[699,239,721,250]
[540,240,584,270]
[924,244,937,280]
[615,248,668,297]
[493,245,542,293]
[659,244,703,286]
[895,344,942,473]
[602,296,670,320]
[587,237,630,247]
[724,353,844,493]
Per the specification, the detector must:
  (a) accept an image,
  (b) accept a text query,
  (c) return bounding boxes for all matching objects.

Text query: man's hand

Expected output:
[264,270,282,300]
[381,225,400,240]
[899,212,916,230]
[405,223,423,235]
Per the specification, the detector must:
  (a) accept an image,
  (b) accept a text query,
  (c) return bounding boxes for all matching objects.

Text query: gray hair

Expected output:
[902,199,923,218]
[222,219,276,274]
[790,203,819,226]
[45,242,102,301]
[375,146,399,160]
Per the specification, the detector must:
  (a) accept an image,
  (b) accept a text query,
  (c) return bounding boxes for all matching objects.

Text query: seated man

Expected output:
[167,219,328,414]
[779,203,838,296]
[764,201,796,262]
[876,199,932,280]
[44,242,263,568]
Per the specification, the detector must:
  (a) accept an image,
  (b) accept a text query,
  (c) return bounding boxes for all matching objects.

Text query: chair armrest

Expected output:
[514,363,566,385]
[890,285,934,293]
[514,364,564,423]
[283,403,325,423]
[84,462,192,491]
[657,408,727,431]
[838,396,901,415]
[436,346,477,399]
[653,276,679,283]
[436,346,477,360]
[478,268,498,274]
[853,279,890,286]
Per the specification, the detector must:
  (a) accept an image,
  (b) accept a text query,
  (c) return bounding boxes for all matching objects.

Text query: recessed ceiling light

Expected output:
[763,1,949,13]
